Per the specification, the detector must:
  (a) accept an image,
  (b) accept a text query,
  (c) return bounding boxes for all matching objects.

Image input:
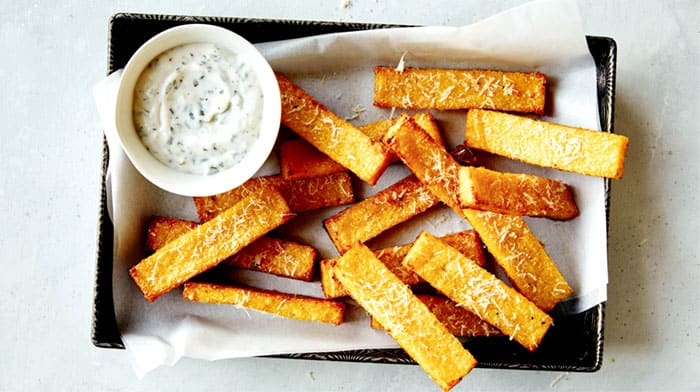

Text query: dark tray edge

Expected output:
[91,13,616,373]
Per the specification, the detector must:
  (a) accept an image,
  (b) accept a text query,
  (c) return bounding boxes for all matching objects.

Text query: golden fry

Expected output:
[129,186,292,301]
[145,217,315,281]
[465,109,629,179]
[183,282,345,325]
[458,166,579,220]
[225,237,316,282]
[383,115,463,211]
[334,243,476,391]
[462,209,573,311]
[374,66,546,114]
[277,73,391,184]
[324,174,439,254]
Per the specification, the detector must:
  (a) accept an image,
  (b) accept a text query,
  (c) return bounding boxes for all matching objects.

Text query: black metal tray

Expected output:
[92,13,616,372]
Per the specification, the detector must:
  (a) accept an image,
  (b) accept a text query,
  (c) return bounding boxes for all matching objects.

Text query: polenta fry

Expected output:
[130,186,292,301]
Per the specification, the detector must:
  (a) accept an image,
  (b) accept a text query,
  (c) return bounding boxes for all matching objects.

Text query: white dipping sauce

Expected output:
[133,43,263,175]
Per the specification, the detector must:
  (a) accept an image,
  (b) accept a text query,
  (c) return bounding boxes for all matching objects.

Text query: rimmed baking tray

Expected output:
[92,12,616,372]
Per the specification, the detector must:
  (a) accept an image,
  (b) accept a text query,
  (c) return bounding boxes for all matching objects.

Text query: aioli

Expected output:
[133,43,263,175]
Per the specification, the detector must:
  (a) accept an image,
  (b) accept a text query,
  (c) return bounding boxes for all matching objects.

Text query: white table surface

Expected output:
[1,0,698,391]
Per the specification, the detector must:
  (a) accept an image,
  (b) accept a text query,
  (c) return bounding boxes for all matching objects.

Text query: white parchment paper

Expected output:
[93,0,608,377]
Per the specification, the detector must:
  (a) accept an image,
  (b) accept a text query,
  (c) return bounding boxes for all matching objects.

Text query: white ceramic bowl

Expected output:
[114,24,280,197]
